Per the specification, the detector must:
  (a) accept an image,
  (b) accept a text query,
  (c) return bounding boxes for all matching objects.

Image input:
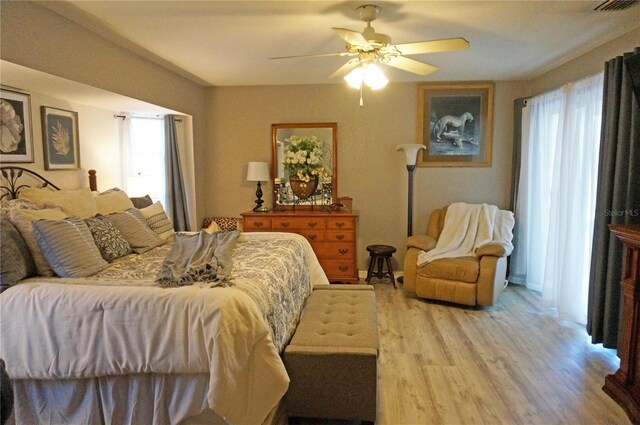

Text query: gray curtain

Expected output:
[587,47,640,349]
[165,115,190,231]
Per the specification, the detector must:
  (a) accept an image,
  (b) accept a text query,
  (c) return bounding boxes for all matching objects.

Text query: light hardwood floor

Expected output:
[294,283,630,425]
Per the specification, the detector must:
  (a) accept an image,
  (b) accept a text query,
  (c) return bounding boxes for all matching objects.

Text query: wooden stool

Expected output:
[365,244,396,288]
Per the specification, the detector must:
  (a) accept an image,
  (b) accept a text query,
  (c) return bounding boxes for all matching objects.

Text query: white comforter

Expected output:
[417,202,514,267]
[0,232,328,425]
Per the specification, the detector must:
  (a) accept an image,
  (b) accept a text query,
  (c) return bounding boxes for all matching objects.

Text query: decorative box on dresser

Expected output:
[241,211,359,283]
[605,224,640,424]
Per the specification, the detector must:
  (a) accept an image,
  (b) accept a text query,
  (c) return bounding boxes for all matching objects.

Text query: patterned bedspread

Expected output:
[0,232,327,424]
[35,232,315,352]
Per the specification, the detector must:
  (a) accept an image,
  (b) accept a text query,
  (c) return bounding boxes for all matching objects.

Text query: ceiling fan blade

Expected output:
[332,27,369,47]
[385,56,438,76]
[269,51,352,60]
[393,37,469,55]
[330,59,360,79]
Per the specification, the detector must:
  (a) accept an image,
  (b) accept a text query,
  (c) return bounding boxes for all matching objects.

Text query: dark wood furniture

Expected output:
[605,224,640,424]
[365,244,397,288]
[241,210,358,283]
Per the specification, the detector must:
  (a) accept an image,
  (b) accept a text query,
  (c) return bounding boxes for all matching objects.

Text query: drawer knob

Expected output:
[281,222,290,228]
[336,222,345,228]
[339,265,349,272]
[336,235,345,241]
[308,222,317,228]
[308,235,317,241]
[339,248,349,255]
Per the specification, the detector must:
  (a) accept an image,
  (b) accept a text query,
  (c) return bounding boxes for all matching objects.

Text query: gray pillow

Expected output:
[130,195,153,209]
[107,208,163,254]
[32,216,109,278]
[84,214,132,262]
[0,217,36,290]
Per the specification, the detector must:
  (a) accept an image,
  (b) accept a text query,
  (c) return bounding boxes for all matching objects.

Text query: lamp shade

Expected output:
[396,144,426,166]
[247,161,270,182]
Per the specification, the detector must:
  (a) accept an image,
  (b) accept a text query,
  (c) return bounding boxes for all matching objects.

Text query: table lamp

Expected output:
[247,161,270,212]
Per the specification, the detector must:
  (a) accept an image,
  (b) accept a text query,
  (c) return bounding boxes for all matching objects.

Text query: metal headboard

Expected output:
[0,166,61,200]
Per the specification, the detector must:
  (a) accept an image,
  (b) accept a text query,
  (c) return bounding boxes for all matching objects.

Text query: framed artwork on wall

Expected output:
[41,106,80,170]
[417,82,494,167]
[0,86,34,163]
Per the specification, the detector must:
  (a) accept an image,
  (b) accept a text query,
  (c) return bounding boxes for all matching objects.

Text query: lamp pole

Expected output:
[406,163,416,237]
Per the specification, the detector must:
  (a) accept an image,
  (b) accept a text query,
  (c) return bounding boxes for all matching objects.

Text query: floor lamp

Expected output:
[396,144,426,237]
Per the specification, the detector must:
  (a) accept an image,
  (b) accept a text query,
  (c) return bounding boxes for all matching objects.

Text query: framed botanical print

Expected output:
[0,87,34,163]
[417,82,494,167]
[41,106,80,170]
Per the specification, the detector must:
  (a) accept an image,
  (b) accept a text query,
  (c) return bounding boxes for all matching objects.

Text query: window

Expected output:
[124,116,166,208]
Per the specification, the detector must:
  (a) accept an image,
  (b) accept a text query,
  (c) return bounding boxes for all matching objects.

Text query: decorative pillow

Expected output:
[0,218,36,291]
[95,188,135,215]
[19,187,97,219]
[130,195,153,209]
[33,216,108,278]
[201,217,243,231]
[9,208,67,276]
[0,198,40,217]
[84,214,132,262]
[107,208,163,253]
[140,202,175,241]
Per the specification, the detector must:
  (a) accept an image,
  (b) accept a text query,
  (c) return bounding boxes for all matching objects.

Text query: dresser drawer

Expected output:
[325,230,354,242]
[319,259,357,278]
[326,218,354,230]
[272,217,326,230]
[244,217,272,231]
[298,230,325,243]
[312,242,355,259]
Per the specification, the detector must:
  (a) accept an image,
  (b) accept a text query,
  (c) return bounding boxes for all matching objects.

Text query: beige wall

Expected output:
[528,26,640,96]
[206,81,527,271]
[0,1,207,220]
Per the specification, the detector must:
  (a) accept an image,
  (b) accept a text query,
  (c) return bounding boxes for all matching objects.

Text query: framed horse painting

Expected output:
[417,82,494,167]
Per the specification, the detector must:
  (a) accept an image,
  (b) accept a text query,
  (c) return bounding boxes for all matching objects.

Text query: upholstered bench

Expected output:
[284,285,379,423]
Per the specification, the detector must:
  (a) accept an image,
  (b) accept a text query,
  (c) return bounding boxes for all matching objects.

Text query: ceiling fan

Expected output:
[270,4,470,86]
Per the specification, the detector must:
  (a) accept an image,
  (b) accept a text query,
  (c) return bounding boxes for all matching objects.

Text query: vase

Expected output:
[289,175,319,199]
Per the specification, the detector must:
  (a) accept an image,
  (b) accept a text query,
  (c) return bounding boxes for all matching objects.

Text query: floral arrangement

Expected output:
[282,135,331,182]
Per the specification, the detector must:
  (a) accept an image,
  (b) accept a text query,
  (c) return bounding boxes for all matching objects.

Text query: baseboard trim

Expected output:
[358,270,403,280]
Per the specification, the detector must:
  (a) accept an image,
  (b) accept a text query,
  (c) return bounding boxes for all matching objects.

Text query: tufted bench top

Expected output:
[289,285,378,351]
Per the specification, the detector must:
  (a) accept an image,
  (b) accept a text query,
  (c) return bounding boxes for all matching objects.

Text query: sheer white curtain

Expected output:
[510,73,603,324]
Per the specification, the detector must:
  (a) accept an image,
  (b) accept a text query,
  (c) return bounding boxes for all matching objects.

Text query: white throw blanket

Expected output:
[417,202,514,267]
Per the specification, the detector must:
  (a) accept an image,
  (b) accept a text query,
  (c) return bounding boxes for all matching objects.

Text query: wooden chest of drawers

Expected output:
[241,211,359,283]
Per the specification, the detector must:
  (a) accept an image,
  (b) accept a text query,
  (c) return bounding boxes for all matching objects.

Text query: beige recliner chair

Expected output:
[403,205,513,306]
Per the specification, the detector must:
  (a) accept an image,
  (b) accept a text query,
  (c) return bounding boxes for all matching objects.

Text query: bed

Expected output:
[0,167,329,424]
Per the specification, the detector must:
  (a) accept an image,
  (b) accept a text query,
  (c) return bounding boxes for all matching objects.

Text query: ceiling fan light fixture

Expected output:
[363,63,388,90]
[344,62,388,90]
[344,66,365,89]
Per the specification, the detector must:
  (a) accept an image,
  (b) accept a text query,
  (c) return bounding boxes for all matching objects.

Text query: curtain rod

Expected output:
[113,114,182,122]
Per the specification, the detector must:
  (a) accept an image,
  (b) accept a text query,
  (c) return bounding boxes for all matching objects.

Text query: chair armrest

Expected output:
[407,235,437,251]
[476,242,512,257]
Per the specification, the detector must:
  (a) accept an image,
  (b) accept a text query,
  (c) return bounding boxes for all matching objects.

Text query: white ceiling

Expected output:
[44,0,640,87]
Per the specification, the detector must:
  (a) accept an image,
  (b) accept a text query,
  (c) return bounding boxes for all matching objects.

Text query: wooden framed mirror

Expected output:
[272,123,337,209]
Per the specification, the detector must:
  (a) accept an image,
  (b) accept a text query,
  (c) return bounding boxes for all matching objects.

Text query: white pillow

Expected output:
[204,221,221,234]
[19,187,97,219]
[140,202,175,241]
[96,188,135,215]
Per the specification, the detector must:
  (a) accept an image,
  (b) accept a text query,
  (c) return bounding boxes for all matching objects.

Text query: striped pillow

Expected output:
[107,208,163,253]
[140,202,175,241]
[32,217,108,278]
